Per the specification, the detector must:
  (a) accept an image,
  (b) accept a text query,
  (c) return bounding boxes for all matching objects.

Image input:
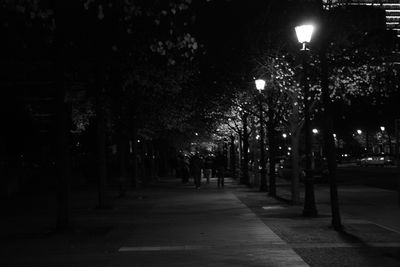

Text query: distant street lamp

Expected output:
[295,23,318,217]
[255,79,268,192]
[312,128,319,134]
[380,126,386,153]
[355,129,367,153]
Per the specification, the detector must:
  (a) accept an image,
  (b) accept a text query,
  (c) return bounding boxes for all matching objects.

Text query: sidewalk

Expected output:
[1,177,399,266]
[273,178,400,233]
[236,178,400,267]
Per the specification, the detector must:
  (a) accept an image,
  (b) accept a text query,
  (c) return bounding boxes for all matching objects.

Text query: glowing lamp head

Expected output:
[357,129,362,135]
[380,126,385,132]
[295,24,314,43]
[295,24,314,50]
[255,79,266,92]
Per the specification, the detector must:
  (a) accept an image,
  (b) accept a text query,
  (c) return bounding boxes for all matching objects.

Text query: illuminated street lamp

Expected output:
[295,23,318,217]
[255,79,268,192]
[312,128,319,134]
[380,126,385,132]
[255,79,266,93]
[357,129,362,135]
[295,24,314,50]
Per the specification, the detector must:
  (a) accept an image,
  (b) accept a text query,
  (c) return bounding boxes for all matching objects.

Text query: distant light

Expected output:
[195,132,199,136]
[282,133,287,139]
[333,133,337,138]
[356,129,362,135]
[312,128,319,134]
[255,79,266,92]
[256,134,260,140]
[380,126,385,132]
[278,146,282,150]
[287,152,291,156]
[288,147,292,151]
[137,140,141,143]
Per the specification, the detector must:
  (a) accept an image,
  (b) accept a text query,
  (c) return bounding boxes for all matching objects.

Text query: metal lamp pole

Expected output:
[295,24,318,217]
[255,79,268,192]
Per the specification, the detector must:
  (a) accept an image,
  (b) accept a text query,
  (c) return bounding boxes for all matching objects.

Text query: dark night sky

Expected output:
[0,0,398,152]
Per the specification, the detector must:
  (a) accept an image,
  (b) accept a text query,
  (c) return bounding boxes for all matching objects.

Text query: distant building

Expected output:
[323,0,400,37]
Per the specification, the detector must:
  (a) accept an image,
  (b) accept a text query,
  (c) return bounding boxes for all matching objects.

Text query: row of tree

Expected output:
[210,0,399,230]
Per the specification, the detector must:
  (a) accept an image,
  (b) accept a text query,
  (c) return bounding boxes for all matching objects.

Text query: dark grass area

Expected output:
[234,190,400,267]
[295,247,400,267]
[266,222,400,244]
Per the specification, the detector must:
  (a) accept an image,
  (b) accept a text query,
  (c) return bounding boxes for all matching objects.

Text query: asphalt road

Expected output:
[336,165,400,191]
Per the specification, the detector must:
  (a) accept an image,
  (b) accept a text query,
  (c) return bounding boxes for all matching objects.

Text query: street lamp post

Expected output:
[295,24,318,217]
[255,79,268,192]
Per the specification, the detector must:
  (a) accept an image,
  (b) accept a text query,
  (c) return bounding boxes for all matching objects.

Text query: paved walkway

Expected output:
[1,177,307,266]
[1,177,400,266]
[116,181,307,266]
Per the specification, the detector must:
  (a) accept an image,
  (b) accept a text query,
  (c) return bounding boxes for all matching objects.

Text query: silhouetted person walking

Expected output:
[190,152,203,189]
[177,154,190,183]
[204,154,213,184]
[214,152,225,188]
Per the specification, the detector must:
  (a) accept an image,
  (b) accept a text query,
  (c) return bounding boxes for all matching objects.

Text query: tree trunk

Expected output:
[395,119,400,207]
[96,98,108,208]
[250,117,259,187]
[316,0,342,229]
[291,130,301,204]
[230,135,236,178]
[319,27,342,230]
[118,127,129,197]
[54,1,71,231]
[290,91,301,204]
[242,114,250,184]
[55,85,70,231]
[267,100,276,197]
[150,141,157,182]
[238,131,242,177]
[131,133,140,188]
